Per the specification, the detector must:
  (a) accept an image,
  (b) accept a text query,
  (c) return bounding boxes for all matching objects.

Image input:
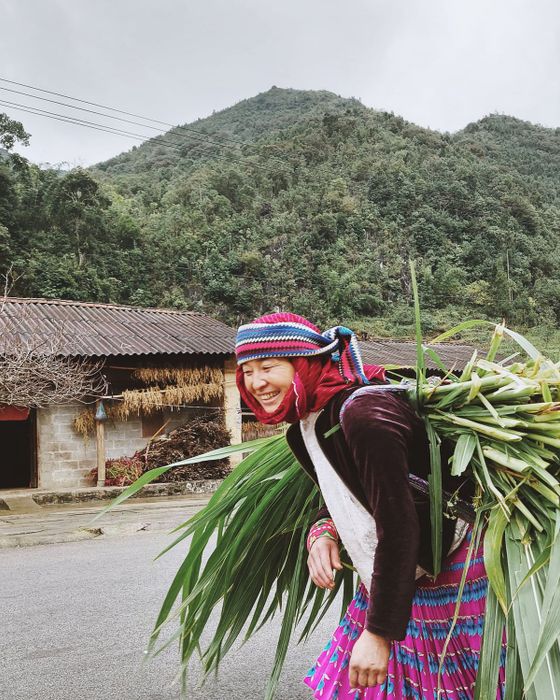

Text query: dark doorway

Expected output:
[0,413,36,489]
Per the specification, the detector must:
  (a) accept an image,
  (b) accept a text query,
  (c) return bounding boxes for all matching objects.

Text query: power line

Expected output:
[0,100,156,144]
[0,99,183,147]
[0,85,253,154]
[0,99,282,173]
[0,99,246,171]
[0,76,288,165]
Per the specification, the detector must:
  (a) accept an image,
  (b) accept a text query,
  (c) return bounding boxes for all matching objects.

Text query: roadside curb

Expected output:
[0,479,222,510]
[0,527,104,549]
[0,494,214,549]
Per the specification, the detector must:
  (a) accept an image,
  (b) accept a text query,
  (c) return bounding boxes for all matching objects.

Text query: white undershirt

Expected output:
[300,410,468,588]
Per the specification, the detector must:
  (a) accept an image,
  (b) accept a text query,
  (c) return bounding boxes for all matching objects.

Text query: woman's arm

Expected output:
[306,517,342,590]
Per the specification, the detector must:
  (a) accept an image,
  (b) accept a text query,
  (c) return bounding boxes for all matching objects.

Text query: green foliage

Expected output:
[0,113,30,151]
[101,436,355,700]
[1,90,560,351]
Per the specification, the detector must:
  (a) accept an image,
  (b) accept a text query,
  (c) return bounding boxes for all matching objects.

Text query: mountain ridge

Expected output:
[92,87,560,201]
[2,86,560,354]
[93,86,364,177]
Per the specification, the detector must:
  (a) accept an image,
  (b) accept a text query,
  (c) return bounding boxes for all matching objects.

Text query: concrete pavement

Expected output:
[0,531,339,699]
[0,494,213,548]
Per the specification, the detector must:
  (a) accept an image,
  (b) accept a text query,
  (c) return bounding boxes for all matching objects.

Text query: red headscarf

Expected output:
[236,313,386,425]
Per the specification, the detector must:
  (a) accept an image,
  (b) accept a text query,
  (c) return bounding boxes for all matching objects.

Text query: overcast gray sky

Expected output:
[1,0,559,167]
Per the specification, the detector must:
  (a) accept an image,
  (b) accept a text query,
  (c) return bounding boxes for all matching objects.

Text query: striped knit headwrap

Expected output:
[236,316,369,385]
[235,313,386,424]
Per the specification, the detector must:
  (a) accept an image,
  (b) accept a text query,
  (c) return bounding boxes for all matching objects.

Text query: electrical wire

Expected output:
[0,85,248,153]
[0,98,282,173]
[0,99,165,144]
[0,76,289,168]
[0,76,248,146]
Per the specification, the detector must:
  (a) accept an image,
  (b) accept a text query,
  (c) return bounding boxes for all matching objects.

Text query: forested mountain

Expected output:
[96,87,363,178]
[1,87,559,350]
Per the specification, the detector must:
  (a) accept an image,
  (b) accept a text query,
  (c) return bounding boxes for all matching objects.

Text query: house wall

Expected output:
[35,359,242,489]
[36,403,149,489]
[223,358,242,465]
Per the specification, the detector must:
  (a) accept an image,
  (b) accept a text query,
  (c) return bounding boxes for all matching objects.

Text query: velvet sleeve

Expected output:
[340,392,420,640]
[314,504,331,522]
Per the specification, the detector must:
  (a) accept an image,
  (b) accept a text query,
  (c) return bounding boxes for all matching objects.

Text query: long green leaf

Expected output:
[93,436,275,518]
[451,432,476,477]
[432,320,542,361]
[431,319,492,343]
[525,513,560,688]
[484,507,509,613]
[504,558,523,700]
[474,585,505,699]
[424,416,442,575]
[424,346,459,380]
[506,522,559,699]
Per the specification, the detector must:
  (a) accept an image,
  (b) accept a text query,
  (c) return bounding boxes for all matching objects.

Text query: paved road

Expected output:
[0,527,341,699]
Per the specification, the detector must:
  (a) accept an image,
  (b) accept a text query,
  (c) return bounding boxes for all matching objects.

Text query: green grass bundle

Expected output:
[406,264,560,699]
[406,319,560,700]
[106,285,560,700]
[105,437,356,699]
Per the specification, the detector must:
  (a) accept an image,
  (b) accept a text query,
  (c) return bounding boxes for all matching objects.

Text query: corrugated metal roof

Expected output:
[0,298,236,357]
[360,339,477,370]
[0,298,478,368]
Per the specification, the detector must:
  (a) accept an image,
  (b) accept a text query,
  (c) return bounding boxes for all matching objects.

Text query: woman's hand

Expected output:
[307,537,342,589]
[349,630,391,689]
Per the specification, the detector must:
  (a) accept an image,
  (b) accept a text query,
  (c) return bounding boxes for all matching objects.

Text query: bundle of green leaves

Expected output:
[407,263,560,699]
[105,436,356,699]
[412,336,560,699]
[105,279,560,699]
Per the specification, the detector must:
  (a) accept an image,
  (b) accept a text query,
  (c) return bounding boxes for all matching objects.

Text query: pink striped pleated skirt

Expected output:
[304,530,506,699]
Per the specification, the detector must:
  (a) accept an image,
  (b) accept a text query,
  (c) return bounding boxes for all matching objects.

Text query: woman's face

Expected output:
[241,358,295,414]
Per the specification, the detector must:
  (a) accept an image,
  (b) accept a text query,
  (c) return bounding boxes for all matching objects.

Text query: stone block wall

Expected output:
[35,358,242,489]
[36,403,149,489]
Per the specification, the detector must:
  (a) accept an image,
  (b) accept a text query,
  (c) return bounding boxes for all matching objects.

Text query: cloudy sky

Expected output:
[1,0,559,167]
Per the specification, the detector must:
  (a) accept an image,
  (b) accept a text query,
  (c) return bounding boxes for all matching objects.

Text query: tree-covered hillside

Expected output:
[1,87,559,350]
[95,87,363,179]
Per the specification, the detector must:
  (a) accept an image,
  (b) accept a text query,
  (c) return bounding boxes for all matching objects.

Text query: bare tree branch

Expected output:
[0,301,107,408]
[0,351,106,407]
[0,265,23,314]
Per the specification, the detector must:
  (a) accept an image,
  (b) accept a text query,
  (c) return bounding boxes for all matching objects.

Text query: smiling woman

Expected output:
[233,312,505,699]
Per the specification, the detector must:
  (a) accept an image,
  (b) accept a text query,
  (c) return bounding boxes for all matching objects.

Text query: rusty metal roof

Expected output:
[0,298,236,357]
[360,339,477,370]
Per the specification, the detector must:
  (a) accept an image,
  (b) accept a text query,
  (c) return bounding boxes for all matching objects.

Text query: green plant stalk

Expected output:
[433,412,523,442]
[424,417,443,576]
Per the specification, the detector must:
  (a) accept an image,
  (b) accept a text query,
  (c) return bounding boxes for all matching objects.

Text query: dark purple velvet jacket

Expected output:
[286,386,472,641]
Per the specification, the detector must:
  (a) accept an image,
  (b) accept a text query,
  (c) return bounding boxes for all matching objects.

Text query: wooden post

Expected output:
[95,400,106,487]
[223,358,242,466]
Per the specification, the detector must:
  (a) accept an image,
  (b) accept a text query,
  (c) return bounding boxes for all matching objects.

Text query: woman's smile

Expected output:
[256,390,281,402]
